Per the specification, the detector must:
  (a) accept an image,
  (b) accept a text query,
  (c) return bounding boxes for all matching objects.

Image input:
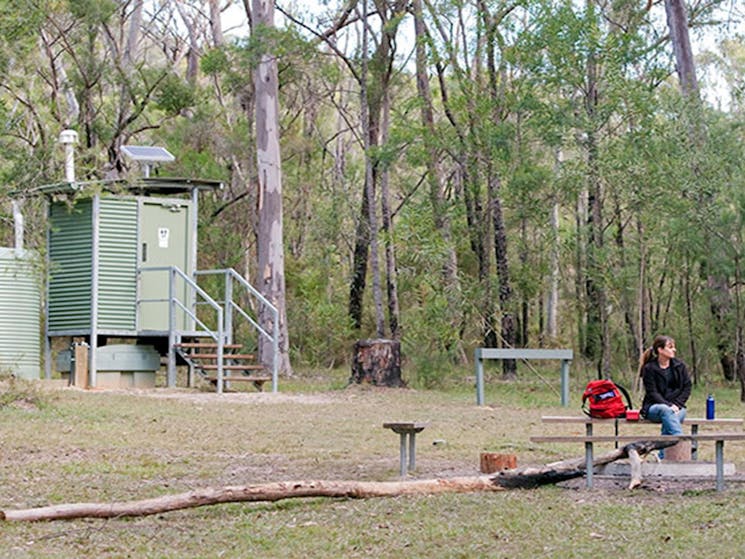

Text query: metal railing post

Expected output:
[224,272,233,345]
[216,308,224,394]
[272,306,279,393]
[167,267,177,387]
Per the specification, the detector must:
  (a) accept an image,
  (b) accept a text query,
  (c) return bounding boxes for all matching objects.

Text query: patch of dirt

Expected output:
[6,398,41,411]
[557,472,745,498]
[139,388,340,405]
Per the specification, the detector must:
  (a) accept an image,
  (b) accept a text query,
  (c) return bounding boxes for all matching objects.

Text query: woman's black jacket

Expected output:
[640,357,692,417]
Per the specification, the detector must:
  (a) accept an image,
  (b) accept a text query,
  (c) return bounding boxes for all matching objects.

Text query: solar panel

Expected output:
[121,145,175,163]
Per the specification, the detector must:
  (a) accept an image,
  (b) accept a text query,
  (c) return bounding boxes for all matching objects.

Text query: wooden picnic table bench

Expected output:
[541,416,743,460]
[530,432,745,491]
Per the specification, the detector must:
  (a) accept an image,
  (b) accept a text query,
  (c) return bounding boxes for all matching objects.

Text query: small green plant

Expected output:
[0,372,48,410]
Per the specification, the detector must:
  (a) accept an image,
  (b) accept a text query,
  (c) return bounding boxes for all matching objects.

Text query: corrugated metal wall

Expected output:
[0,248,40,379]
[98,198,137,329]
[48,200,93,331]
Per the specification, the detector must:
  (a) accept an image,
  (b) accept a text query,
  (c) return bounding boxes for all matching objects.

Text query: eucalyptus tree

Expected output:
[411,0,466,362]
[280,0,411,343]
[660,0,738,383]
[250,0,292,374]
[415,0,520,376]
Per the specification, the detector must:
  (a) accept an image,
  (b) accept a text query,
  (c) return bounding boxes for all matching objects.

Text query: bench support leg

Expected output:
[475,351,484,405]
[409,433,417,472]
[716,440,724,492]
[398,434,407,477]
[560,360,570,407]
[395,433,419,477]
[690,424,699,460]
[585,441,594,488]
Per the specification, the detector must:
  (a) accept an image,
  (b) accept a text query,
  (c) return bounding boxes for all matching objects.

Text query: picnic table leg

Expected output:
[690,424,699,460]
[585,441,594,489]
[614,419,619,449]
[716,440,724,492]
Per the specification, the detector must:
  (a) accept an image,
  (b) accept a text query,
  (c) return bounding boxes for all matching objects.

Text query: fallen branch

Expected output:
[1,477,501,522]
[1,439,676,522]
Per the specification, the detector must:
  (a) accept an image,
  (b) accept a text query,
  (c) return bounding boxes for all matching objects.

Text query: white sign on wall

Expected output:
[158,227,170,248]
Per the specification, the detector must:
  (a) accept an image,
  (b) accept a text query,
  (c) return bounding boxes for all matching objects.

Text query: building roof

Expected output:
[12,177,224,198]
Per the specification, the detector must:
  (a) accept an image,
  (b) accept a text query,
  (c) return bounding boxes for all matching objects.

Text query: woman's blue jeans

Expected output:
[645,404,687,435]
[646,404,686,458]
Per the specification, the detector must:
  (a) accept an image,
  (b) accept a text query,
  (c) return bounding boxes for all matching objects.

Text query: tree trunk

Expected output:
[379,90,401,339]
[490,175,517,379]
[582,0,610,376]
[481,4,516,378]
[361,0,385,337]
[208,0,225,46]
[664,0,733,381]
[664,0,699,101]
[412,0,465,361]
[546,152,561,341]
[252,0,292,375]
[348,0,406,335]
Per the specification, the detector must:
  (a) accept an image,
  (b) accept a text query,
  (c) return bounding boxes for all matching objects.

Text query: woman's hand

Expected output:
[670,404,680,413]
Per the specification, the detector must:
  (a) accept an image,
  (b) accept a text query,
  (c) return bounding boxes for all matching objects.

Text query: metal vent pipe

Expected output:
[58,129,78,183]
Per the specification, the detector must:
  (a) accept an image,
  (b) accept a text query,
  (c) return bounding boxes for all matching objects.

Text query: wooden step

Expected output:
[200,364,264,371]
[187,353,256,360]
[175,343,242,350]
[204,375,270,383]
[204,375,271,391]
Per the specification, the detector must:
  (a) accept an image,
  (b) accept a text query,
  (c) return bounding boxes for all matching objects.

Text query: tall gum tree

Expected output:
[664,0,734,382]
[251,0,292,374]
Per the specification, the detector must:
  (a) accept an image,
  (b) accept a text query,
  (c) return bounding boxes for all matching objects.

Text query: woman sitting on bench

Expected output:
[639,334,692,457]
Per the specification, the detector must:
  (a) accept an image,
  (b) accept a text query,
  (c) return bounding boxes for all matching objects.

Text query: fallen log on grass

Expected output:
[1,477,501,522]
[1,440,674,522]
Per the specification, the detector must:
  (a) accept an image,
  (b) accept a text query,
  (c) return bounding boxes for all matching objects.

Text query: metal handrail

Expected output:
[138,266,227,394]
[194,268,279,392]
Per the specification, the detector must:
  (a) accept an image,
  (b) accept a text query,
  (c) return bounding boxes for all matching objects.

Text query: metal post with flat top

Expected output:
[383,422,427,477]
[474,348,573,406]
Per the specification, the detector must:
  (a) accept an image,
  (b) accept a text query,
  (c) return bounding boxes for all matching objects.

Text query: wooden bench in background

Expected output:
[474,348,573,406]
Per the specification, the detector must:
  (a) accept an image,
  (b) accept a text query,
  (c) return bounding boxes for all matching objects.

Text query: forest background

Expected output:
[1,0,745,395]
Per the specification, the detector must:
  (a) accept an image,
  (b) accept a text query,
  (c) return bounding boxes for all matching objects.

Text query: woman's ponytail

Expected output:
[638,346,655,377]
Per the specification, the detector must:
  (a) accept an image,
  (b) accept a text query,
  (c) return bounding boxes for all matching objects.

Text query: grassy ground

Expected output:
[1,368,745,558]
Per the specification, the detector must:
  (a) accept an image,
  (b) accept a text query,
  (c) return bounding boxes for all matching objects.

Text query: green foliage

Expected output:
[67,0,116,22]
[155,74,196,116]
[201,48,230,76]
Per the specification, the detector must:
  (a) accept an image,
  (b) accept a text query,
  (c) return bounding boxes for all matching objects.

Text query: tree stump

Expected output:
[664,440,691,462]
[480,453,517,473]
[350,339,404,387]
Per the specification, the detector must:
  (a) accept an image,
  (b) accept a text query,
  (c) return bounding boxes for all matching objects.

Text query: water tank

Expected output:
[0,248,41,379]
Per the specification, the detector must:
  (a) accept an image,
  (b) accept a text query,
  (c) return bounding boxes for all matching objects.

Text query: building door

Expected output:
[138,199,192,331]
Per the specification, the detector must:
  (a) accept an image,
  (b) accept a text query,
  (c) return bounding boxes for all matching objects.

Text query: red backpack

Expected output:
[581,379,632,419]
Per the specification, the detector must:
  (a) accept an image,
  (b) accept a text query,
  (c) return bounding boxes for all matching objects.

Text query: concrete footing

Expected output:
[597,460,736,477]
